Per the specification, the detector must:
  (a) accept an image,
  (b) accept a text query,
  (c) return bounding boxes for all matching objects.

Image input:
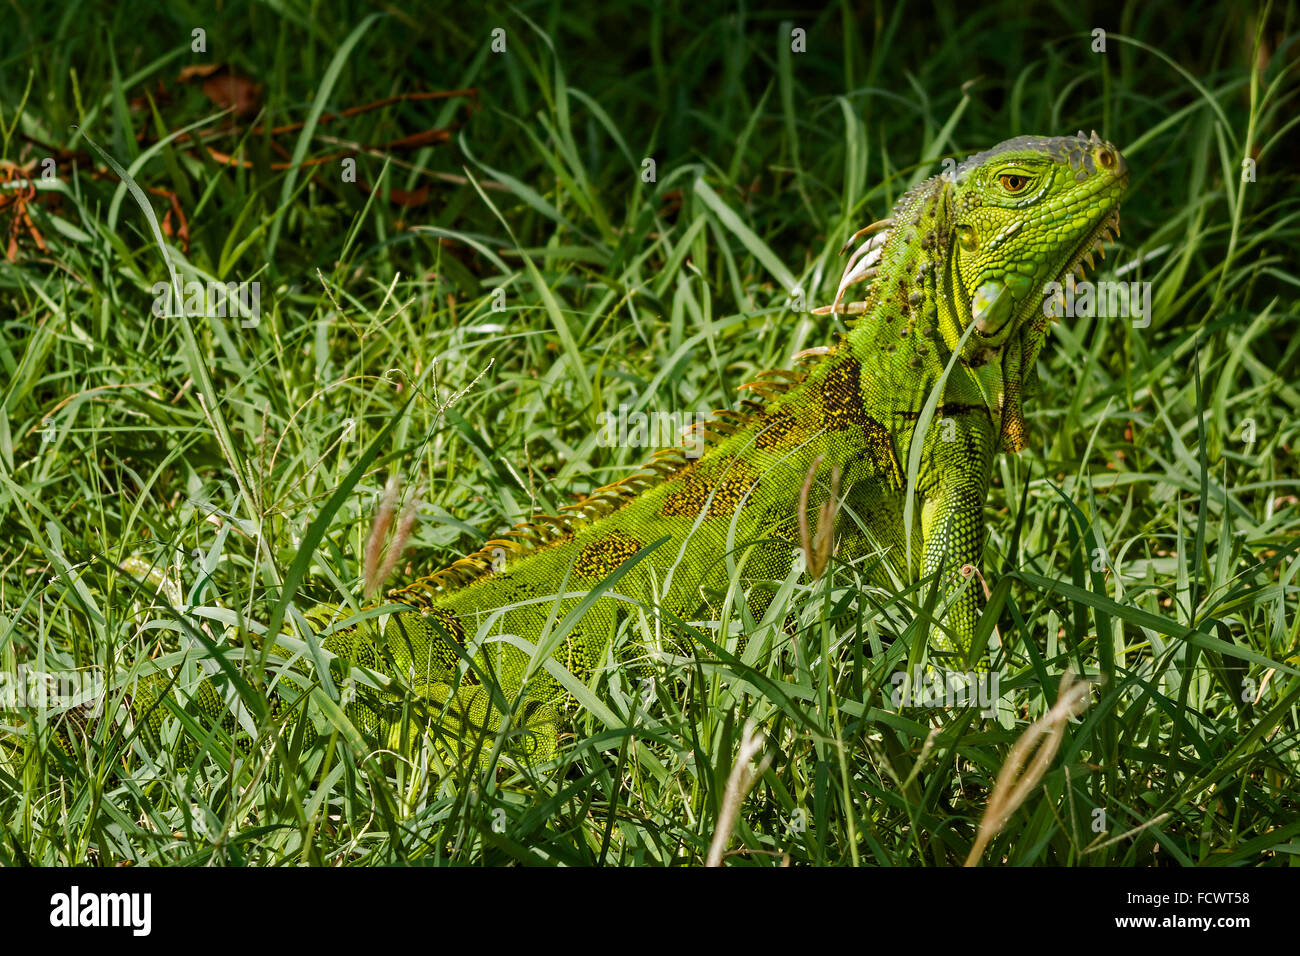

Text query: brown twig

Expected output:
[797,455,841,579]
[706,719,773,866]
[964,670,1093,866]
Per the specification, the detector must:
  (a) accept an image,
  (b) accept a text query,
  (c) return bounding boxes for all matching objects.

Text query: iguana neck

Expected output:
[842,173,1019,431]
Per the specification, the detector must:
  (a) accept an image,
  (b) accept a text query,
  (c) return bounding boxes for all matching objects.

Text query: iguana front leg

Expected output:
[917,411,997,662]
[920,480,986,660]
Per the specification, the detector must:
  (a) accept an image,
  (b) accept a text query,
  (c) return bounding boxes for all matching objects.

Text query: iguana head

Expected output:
[827,132,1128,371]
[938,131,1128,355]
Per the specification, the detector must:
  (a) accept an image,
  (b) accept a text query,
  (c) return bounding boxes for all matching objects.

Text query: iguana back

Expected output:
[374,344,915,755]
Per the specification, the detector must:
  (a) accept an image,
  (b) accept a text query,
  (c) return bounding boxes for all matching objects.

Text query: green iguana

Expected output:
[24,132,1129,768]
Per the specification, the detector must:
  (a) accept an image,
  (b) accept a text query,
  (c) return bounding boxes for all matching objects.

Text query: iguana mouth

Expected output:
[1051,204,1123,294]
[967,201,1123,340]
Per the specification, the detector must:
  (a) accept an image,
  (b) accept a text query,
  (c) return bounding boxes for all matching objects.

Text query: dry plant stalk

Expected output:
[798,455,842,579]
[964,670,1093,866]
[706,720,774,866]
[363,474,422,598]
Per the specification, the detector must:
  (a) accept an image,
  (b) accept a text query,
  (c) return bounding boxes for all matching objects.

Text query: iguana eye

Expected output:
[998,174,1029,193]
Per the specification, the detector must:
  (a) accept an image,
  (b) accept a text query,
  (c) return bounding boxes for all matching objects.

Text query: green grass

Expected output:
[1,0,1298,866]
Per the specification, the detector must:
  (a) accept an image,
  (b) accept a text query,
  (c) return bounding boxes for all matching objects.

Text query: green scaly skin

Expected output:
[15,133,1129,768]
